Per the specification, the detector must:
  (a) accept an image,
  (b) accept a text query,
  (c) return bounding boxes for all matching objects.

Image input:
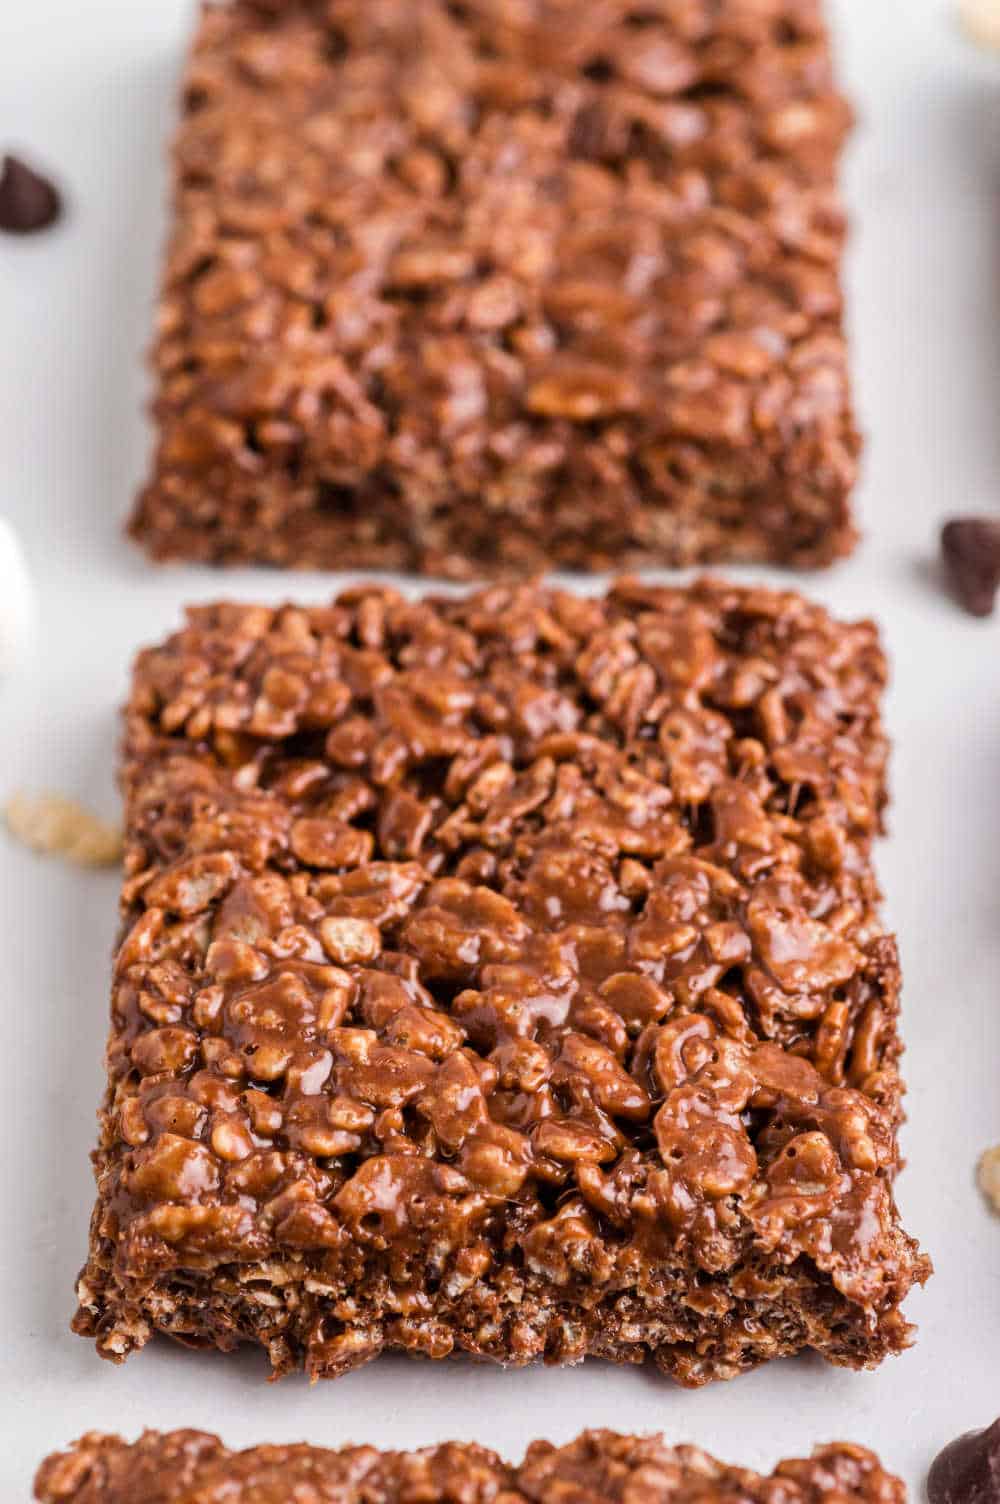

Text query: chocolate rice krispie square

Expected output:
[35,1430,905,1504]
[129,0,859,574]
[74,580,927,1384]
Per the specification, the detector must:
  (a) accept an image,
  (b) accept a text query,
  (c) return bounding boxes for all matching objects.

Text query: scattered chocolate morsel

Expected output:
[927,1419,1000,1504]
[0,153,62,233]
[941,517,1000,617]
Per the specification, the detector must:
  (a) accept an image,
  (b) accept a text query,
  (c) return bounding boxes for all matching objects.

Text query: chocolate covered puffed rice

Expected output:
[73,579,928,1385]
[130,0,859,575]
[34,1430,906,1504]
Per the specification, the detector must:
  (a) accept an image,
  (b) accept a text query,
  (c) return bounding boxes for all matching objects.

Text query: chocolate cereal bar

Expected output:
[129,0,859,575]
[73,580,928,1384]
[35,1430,905,1504]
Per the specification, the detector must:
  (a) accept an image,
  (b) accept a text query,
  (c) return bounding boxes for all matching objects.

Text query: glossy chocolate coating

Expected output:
[73,579,928,1384]
[35,1429,906,1504]
[928,1421,1000,1504]
[130,0,859,575]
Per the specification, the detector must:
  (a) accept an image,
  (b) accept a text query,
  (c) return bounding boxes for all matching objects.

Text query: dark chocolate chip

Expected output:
[0,153,62,234]
[941,517,1000,617]
[928,1420,1000,1504]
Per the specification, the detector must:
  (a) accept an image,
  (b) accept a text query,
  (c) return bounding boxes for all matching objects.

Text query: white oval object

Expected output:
[0,516,35,677]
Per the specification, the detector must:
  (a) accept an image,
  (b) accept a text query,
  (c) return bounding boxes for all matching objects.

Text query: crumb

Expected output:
[4,791,122,867]
[959,0,1000,49]
[977,1144,1000,1212]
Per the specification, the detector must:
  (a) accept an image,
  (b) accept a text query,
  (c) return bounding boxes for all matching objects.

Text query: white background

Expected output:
[1,0,998,1494]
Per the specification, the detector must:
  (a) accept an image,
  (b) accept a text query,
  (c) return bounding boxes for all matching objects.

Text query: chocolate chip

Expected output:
[928,1420,1000,1504]
[941,517,1000,617]
[0,153,62,234]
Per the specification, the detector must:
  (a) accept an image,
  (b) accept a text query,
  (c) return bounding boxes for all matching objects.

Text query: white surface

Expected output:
[1,0,999,1493]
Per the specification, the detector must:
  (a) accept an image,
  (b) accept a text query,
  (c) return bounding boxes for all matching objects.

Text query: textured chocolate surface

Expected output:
[36,1430,905,1504]
[129,0,859,575]
[73,579,928,1384]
